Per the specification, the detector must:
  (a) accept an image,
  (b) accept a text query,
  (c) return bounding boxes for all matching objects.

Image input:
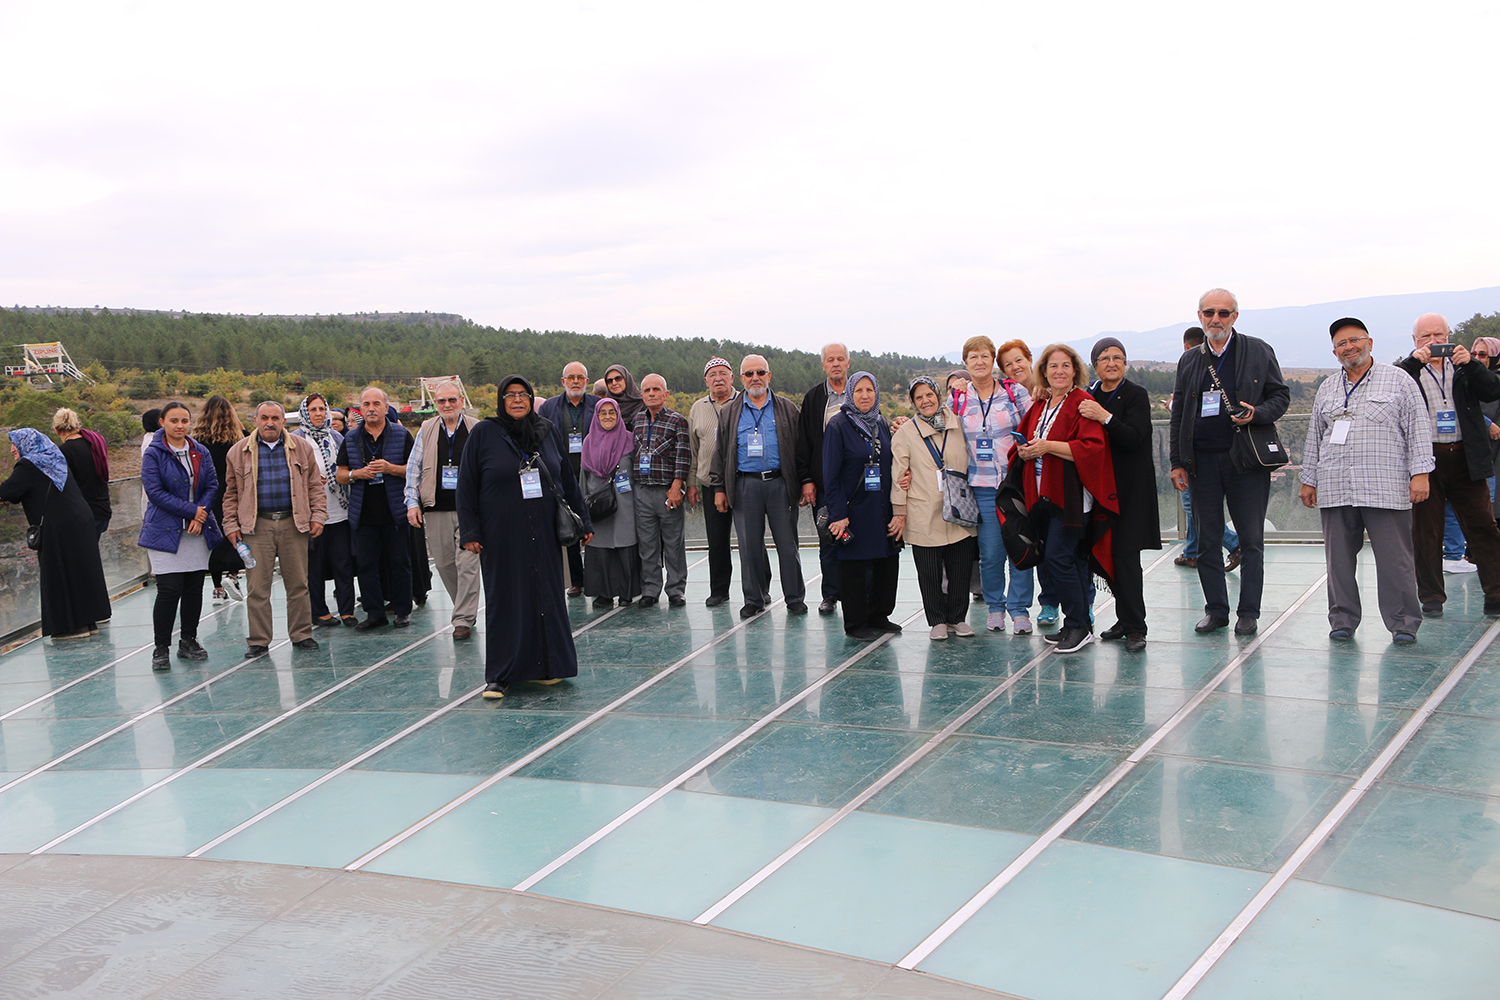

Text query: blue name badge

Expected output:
[1201,391,1222,417]
[638,453,651,475]
[1437,409,1458,435]
[370,471,383,484]
[614,471,632,493]
[520,469,543,499]
[975,437,995,462]
[747,431,764,458]
[440,464,459,490]
[863,463,881,491]
[568,432,583,454]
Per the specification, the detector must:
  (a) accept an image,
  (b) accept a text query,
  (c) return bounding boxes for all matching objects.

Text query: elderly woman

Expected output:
[825,371,902,641]
[892,377,978,639]
[297,392,356,627]
[53,407,112,537]
[141,401,223,668]
[579,398,641,608]
[459,375,592,699]
[1013,344,1119,654]
[1078,338,1161,651]
[1,428,112,639]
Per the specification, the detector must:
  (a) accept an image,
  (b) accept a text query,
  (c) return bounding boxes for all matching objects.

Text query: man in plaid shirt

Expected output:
[632,373,692,607]
[1300,317,1433,643]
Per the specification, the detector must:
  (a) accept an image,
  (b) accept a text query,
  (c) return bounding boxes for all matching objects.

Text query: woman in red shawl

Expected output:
[1014,343,1119,654]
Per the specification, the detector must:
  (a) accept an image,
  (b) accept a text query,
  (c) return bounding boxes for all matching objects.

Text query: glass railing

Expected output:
[0,477,152,643]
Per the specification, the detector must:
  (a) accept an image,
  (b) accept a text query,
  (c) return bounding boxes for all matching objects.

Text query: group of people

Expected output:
[3,286,1493,694]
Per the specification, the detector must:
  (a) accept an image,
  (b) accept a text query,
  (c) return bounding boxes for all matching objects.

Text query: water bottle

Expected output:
[235,540,257,569]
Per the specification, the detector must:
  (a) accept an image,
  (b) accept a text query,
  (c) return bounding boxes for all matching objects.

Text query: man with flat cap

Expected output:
[687,357,739,605]
[1302,318,1432,642]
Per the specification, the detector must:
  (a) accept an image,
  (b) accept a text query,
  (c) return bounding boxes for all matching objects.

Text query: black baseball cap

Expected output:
[1329,317,1368,338]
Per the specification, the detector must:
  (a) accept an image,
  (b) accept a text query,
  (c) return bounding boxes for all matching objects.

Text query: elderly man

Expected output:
[1301,318,1433,642]
[1169,288,1291,636]
[539,361,596,595]
[631,373,692,607]
[1396,313,1500,616]
[405,381,482,639]
[223,401,327,658]
[796,343,851,614]
[338,386,416,630]
[687,357,738,606]
[710,355,807,617]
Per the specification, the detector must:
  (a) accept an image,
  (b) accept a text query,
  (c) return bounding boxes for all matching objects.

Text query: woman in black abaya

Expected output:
[458,375,592,699]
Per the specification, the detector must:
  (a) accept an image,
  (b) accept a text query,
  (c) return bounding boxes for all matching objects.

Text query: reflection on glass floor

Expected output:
[1,544,1498,1000]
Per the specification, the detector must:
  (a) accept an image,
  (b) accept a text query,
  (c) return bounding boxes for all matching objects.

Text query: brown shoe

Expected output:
[1225,548,1242,572]
[453,625,471,640]
[567,586,583,597]
[1174,556,1197,568]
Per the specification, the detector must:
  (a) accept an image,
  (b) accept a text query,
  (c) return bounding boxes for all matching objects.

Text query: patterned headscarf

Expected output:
[908,376,947,432]
[581,398,635,479]
[841,372,882,438]
[299,394,349,512]
[9,428,70,491]
[1474,337,1500,371]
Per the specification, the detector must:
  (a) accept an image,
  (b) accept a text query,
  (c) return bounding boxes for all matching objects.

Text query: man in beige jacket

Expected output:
[223,401,327,658]
[405,381,482,639]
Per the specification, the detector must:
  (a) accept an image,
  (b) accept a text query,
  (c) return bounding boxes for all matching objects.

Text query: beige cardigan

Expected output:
[891,408,976,548]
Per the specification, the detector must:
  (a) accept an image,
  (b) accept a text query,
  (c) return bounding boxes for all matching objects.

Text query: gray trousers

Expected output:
[635,484,687,600]
[423,509,481,627]
[1322,505,1421,635]
[732,475,805,607]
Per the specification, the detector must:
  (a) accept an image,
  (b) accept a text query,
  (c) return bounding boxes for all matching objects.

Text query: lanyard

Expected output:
[1422,364,1450,405]
[1089,380,1121,408]
[439,421,462,462]
[976,386,1002,434]
[362,430,384,466]
[567,403,584,432]
[499,428,534,466]
[1036,392,1068,440]
[747,400,769,434]
[1342,368,1370,410]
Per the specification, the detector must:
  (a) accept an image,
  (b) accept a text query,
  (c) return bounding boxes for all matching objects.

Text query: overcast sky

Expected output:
[3,0,1495,355]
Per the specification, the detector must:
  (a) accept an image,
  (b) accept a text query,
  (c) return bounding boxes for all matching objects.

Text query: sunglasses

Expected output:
[741,369,769,377]
[605,376,625,384]
[1200,308,1235,318]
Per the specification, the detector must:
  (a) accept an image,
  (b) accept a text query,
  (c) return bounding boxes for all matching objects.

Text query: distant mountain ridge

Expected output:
[944,286,1500,368]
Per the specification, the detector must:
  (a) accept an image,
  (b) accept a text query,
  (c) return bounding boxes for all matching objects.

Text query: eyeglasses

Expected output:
[502,391,530,401]
[1200,308,1236,318]
[562,374,588,381]
[742,369,769,377]
[1332,337,1368,351]
[435,396,461,404]
[1096,353,1126,364]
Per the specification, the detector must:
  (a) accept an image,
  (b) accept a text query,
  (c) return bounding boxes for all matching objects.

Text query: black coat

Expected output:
[457,418,591,685]
[538,392,598,477]
[1169,331,1290,475]
[1396,354,1500,481]
[796,382,834,495]
[1092,379,1162,551]
[0,460,111,635]
[823,411,896,562]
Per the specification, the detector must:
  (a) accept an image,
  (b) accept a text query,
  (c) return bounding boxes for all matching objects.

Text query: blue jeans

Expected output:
[974,485,1035,616]
[1182,481,1239,560]
[1444,503,1465,560]
[1034,504,1091,629]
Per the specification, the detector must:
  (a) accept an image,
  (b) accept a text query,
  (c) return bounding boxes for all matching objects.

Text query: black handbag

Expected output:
[585,480,618,522]
[815,506,853,546]
[996,461,1044,571]
[533,455,587,545]
[26,519,42,550]
[1203,351,1290,470]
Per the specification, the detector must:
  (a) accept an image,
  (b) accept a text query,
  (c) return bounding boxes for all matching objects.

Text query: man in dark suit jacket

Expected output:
[1168,288,1290,637]
[795,343,850,614]
[538,361,597,595]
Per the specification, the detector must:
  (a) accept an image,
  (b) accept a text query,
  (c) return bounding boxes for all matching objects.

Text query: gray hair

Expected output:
[821,343,849,360]
[255,400,286,416]
[360,385,389,404]
[1198,288,1239,312]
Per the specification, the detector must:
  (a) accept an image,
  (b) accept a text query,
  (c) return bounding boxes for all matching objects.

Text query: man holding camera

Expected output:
[1396,313,1500,616]
[1169,288,1290,636]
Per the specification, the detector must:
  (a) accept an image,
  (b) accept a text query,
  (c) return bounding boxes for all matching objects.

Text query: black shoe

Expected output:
[1422,601,1443,617]
[244,645,270,659]
[1195,615,1230,633]
[393,615,411,628]
[1234,616,1258,636]
[341,615,358,627]
[1486,603,1500,617]
[787,602,808,614]
[1042,629,1065,643]
[1099,624,1128,641]
[638,595,658,607]
[818,599,838,614]
[355,617,388,631]
[293,638,319,649]
[740,604,764,619]
[481,682,506,700]
[1052,626,1094,653]
[705,594,727,607]
[875,620,902,634]
[177,638,208,661]
[315,615,343,629]
[151,646,171,670]
[846,626,882,641]
[592,597,612,609]
[1124,634,1147,652]
[567,586,584,597]
[669,595,686,607]
[617,597,635,607]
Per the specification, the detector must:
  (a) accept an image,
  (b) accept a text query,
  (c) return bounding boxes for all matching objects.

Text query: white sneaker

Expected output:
[1443,559,1478,574]
[952,622,975,637]
[930,624,949,640]
[985,611,1005,631]
[223,576,244,601]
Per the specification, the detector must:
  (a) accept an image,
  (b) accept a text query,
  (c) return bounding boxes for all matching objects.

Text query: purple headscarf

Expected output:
[580,398,635,479]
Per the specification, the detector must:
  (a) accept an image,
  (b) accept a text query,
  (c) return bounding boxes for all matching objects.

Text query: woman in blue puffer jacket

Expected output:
[139,400,223,670]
